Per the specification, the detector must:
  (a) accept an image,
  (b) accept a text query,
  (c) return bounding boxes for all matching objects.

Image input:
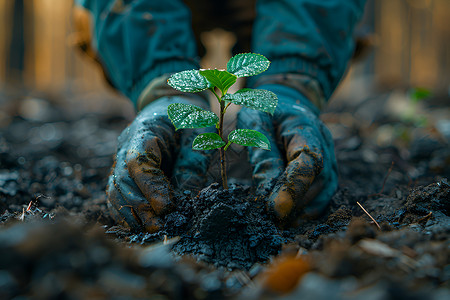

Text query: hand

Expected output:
[237,78,337,224]
[107,95,212,233]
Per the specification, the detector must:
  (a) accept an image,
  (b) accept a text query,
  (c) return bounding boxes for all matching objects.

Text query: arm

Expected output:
[73,0,212,232]
[251,0,367,102]
[239,0,367,222]
[74,0,199,108]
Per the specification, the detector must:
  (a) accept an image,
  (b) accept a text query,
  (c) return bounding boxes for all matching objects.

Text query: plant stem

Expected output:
[210,87,228,189]
[218,99,228,189]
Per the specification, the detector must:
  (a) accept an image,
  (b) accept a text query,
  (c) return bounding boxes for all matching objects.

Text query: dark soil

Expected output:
[0,91,449,299]
[109,182,283,270]
[171,183,282,269]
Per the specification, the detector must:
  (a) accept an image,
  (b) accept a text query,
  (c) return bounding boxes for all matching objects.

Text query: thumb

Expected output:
[172,127,214,191]
[237,108,284,194]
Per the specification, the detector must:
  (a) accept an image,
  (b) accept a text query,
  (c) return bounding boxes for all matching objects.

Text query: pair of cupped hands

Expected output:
[107,79,337,233]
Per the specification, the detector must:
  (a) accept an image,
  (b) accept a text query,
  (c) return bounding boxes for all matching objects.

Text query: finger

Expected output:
[125,120,175,216]
[107,110,175,231]
[300,121,338,217]
[107,172,141,231]
[268,124,325,220]
[237,107,284,193]
[268,150,321,220]
[172,127,214,191]
[107,150,163,233]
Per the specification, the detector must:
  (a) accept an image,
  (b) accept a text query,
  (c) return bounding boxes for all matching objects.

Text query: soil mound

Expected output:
[171,183,282,269]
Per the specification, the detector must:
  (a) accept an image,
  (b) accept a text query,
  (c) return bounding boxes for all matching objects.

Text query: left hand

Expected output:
[107,95,212,232]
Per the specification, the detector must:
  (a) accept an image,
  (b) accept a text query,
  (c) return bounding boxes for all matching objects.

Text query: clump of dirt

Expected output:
[170,183,282,269]
[120,183,283,270]
[0,219,227,300]
[405,178,449,217]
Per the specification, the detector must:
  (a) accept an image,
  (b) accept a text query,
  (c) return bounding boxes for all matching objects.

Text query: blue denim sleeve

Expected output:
[251,0,367,100]
[74,0,199,106]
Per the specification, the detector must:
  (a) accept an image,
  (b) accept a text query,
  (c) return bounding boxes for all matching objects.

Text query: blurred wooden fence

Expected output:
[0,0,449,94]
[0,0,13,84]
[0,0,107,93]
[375,0,449,93]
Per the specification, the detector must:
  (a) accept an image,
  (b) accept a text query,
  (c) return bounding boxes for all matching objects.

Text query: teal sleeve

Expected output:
[74,0,199,107]
[251,0,367,100]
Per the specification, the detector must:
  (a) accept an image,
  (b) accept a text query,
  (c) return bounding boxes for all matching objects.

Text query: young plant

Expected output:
[167,53,277,189]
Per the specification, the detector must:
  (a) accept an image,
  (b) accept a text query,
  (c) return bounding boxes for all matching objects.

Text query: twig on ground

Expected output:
[417,211,433,223]
[369,161,394,197]
[357,201,381,230]
[20,208,26,221]
[380,161,395,194]
[26,201,33,212]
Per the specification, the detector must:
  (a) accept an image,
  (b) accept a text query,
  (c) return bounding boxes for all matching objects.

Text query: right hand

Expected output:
[237,81,338,224]
[107,96,212,233]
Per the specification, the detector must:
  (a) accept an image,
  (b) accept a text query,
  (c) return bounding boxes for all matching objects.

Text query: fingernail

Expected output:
[269,186,294,219]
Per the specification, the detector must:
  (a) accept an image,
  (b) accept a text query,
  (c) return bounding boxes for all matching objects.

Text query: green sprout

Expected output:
[167,53,278,189]
[404,87,432,127]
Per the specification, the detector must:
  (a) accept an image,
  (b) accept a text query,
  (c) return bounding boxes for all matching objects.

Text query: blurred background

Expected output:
[1,3,449,299]
[0,0,449,104]
[0,0,449,162]
[0,0,136,121]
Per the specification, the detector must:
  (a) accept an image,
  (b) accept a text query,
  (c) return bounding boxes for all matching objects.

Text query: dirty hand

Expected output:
[107,95,211,233]
[237,78,338,223]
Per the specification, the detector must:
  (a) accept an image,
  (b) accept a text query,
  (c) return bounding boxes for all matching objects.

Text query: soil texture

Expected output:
[0,91,449,299]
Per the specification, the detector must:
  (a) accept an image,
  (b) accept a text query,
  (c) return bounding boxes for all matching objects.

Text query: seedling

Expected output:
[167,53,278,189]
[404,87,431,127]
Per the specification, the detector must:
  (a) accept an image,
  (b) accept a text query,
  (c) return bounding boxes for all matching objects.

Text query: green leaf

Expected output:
[167,70,212,92]
[410,87,432,103]
[193,133,226,150]
[227,53,270,78]
[199,69,237,95]
[228,129,271,150]
[222,88,278,114]
[168,103,218,130]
